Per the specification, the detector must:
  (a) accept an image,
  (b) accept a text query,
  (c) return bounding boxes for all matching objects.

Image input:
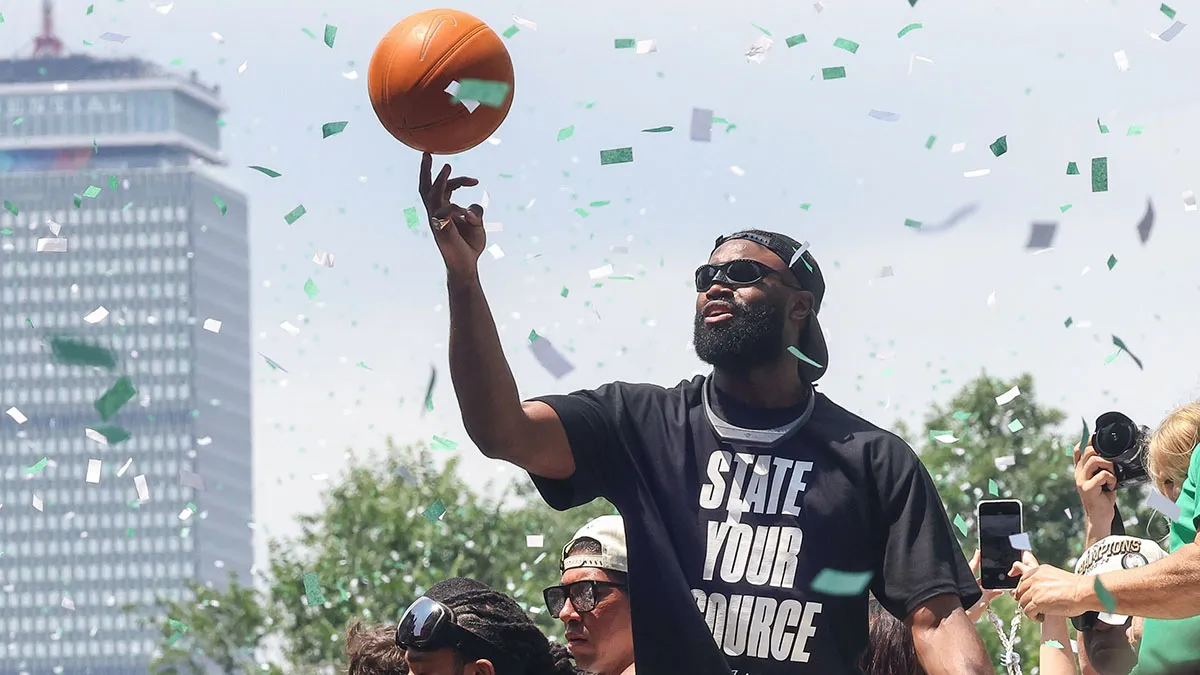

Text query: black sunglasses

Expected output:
[395,596,518,672]
[1070,611,1130,632]
[542,580,627,616]
[695,259,802,293]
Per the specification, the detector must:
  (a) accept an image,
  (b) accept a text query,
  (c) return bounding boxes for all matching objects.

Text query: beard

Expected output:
[693,298,786,373]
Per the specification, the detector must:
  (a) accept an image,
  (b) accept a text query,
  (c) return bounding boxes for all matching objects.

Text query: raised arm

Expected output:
[420,153,575,480]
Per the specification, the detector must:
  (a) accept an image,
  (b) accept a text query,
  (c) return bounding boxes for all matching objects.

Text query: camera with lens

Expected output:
[1089,412,1150,490]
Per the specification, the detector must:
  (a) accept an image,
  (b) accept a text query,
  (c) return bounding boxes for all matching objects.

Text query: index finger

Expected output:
[419,152,433,194]
[969,549,981,575]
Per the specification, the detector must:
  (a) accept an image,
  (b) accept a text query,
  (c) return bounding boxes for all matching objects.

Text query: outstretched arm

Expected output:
[907,594,993,675]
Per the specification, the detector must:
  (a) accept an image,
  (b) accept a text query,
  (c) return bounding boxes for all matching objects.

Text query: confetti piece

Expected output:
[513,16,537,30]
[904,218,922,229]
[1008,419,1025,433]
[1127,125,1144,136]
[1184,190,1197,212]
[33,494,43,512]
[284,205,307,225]
[821,66,846,80]
[868,110,900,122]
[989,135,1008,157]
[995,455,1016,471]
[117,458,133,477]
[1160,21,1186,41]
[642,125,673,133]
[95,377,137,421]
[50,336,118,369]
[811,569,873,596]
[745,35,773,63]
[614,38,635,49]
[1094,578,1117,613]
[526,534,545,548]
[988,479,1000,496]
[1045,640,1064,649]
[996,386,1021,405]
[1107,254,1118,270]
[1111,335,1144,369]
[4,200,17,215]
[897,23,923,38]
[203,318,222,333]
[953,514,969,536]
[1136,199,1155,243]
[636,39,658,54]
[87,5,94,15]
[502,25,519,39]
[486,243,505,259]
[280,321,300,337]
[83,306,109,324]
[303,278,319,300]
[950,142,966,153]
[5,407,27,424]
[86,460,102,484]
[924,135,936,149]
[422,366,437,415]
[787,346,825,369]
[1027,222,1058,250]
[403,206,421,230]
[23,457,49,476]
[529,330,576,379]
[1065,317,1074,328]
[556,125,574,141]
[324,25,337,48]
[1067,161,1079,175]
[453,79,510,107]
[100,32,128,43]
[1009,532,1032,550]
[431,435,459,451]
[303,572,326,605]
[690,108,714,142]
[213,195,227,215]
[321,121,348,138]
[600,147,633,165]
[1113,50,1130,72]
[134,474,150,502]
[424,499,447,523]
[833,37,860,53]
[1092,157,1108,192]
[786,34,808,47]
[1146,488,1182,521]
[89,425,130,445]
[963,169,990,178]
[36,237,67,252]
[248,165,281,178]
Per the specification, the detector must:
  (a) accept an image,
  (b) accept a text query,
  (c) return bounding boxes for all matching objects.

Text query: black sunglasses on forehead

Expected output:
[542,580,627,616]
[1071,610,1129,632]
[695,259,803,293]
[395,596,518,672]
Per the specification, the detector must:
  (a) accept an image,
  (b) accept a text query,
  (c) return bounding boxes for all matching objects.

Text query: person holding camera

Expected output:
[1011,404,1200,673]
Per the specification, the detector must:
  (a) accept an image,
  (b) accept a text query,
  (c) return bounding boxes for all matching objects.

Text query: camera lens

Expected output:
[1093,412,1137,459]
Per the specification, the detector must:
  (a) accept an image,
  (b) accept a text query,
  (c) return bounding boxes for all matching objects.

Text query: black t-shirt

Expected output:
[529,376,980,675]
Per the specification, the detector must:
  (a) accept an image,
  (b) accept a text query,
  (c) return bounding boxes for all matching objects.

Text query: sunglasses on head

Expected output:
[694,259,802,293]
[1071,611,1130,632]
[395,596,518,672]
[542,580,627,616]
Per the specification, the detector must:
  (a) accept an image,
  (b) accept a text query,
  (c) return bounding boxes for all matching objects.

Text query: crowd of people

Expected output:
[330,157,1200,674]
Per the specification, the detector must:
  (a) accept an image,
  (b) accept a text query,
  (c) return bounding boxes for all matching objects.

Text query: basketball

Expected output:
[367,9,515,155]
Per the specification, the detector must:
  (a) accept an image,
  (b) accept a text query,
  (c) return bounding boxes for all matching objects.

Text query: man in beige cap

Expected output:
[543,515,635,675]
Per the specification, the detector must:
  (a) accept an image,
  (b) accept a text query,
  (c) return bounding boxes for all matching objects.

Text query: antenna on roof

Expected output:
[33,0,65,58]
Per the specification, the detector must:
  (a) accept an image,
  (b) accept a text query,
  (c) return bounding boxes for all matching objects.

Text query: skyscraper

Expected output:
[0,3,253,673]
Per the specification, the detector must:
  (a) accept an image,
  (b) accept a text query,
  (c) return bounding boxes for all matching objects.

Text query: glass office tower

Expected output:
[0,47,253,675]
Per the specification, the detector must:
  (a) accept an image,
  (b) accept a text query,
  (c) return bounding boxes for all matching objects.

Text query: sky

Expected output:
[3,0,1199,570]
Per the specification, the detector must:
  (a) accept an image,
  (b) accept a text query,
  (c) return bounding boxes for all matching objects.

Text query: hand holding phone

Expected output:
[978,499,1024,590]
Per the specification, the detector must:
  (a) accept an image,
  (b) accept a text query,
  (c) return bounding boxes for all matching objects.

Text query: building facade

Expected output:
[0,53,252,674]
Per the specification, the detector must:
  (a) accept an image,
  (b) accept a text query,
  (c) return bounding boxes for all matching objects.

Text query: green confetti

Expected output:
[1092,157,1108,192]
[785,34,808,47]
[423,499,447,523]
[23,457,49,476]
[321,121,348,138]
[1044,640,1064,649]
[0,13,5,23]
[833,37,860,54]
[989,135,1008,157]
[574,208,589,218]
[301,28,316,39]
[1161,3,1177,19]
[323,24,337,48]
[1107,254,1118,270]
[800,203,811,211]
[3,200,17,215]
[560,286,569,298]
[904,218,922,229]
[557,125,575,141]
[82,185,101,198]
[73,194,82,209]
[641,126,673,133]
[91,425,131,445]
[614,38,635,49]
[599,147,634,165]
[49,336,118,369]
[1060,204,1073,213]
[897,23,923,38]
[1111,335,1144,369]
[589,200,610,207]
[1094,578,1117,613]
[11,116,21,125]
[454,79,510,107]
[751,23,772,37]
[302,573,326,606]
[1065,316,1074,328]
[404,206,420,229]
[988,479,999,496]
[1066,161,1079,175]
[501,25,519,39]
[787,346,824,369]
[213,195,227,215]
[431,435,458,451]
[284,204,307,225]
[248,165,281,178]
[108,175,118,189]
[303,279,319,300]
[94,377,137,421]
[811,569,873,596]
[87,5,94,15]
[822,66,847,80]
[1097,118,1109,134]
[925,135,936,149]
[1079,417,1090,454]
[1008,419,1025,433]
[953,514,969,536]
[1127,125,1143,136]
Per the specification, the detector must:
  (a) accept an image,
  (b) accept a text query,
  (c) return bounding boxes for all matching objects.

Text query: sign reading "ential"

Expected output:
[1,92,126,118]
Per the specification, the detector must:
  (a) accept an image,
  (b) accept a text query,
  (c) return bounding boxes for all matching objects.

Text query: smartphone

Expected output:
[978,499,1024,590]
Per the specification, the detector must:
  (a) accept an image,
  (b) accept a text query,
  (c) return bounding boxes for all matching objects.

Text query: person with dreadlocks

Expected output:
[419,155,990,675]
[344,577,577,675]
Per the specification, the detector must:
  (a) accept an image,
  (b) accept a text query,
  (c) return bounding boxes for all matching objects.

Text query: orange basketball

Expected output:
[368,9,515,155]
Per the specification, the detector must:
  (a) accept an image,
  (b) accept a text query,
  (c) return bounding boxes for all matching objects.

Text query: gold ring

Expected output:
[431,216,450,231]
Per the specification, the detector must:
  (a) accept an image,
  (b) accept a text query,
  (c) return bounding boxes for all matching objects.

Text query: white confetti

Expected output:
[987,291,997,307]
[487,243,505,260]
[526,534,545,548]
[46,219,61,236]
[964,169,991,178]
[529,334,575,379]
[280,321,300,337]
[589,264,614,280]
[116,458,133,477]
[33,493,44,512]
[86,459,102,484]
[950,142,967,153]
[84,428,109,445]
[868,110,901,122]
[995,386,1021,406]
[312,251,335,267]
[933,434,958,444]
[37,238,68,252]
[153,2,174,14]
[444,81,481,113]
[134,475,150,502]
[5,407,27,424]
[512,15,537,31]
[100,33,129,43]
[1009,532,1032,550]
[690,108,714,142]
[341,70,359,80]
[203,318,222,333]
[1160,21,1187,42]
[178,505,195,521]
[311,473,329,481]
[1113,50,1131,72]
[61,595,75,611]
[730,166,745,177]
[211,32,225,43]
[745,35,773,63]
[1184,190,1197,212]
[237,61,248,74]
[879,266,895,278]
[994,455,1017,471]
[197,436,213,446]
[1146,489,1183,522]
[179,470,206,491]
[484,221,504,233]
[636,39,658,54]
[83,306,109,324]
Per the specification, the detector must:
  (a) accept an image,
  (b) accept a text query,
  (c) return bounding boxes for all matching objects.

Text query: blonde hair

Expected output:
[345,621,408,675]
[1147,402,1200,501]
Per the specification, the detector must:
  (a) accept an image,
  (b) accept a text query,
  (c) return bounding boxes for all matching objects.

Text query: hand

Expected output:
[1074,444,1118,534]
[966,549,1004,623]
[1010,551,1088,621]
[419,152,486,279]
